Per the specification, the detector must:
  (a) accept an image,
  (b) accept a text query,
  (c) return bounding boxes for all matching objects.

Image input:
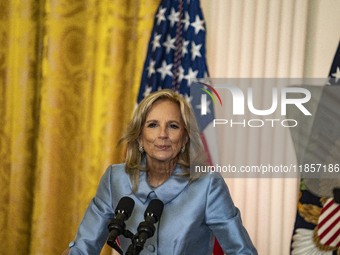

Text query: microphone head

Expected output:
[115,196,135,218]
[144,199,164,222]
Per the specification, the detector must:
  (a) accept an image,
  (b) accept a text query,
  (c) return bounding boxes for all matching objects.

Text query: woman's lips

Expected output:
[155,145,170,150]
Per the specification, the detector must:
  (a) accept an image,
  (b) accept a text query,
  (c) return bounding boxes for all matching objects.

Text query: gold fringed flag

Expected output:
[290,41,340,255]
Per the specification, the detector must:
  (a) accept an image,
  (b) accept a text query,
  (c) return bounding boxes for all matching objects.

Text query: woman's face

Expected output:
[139,99,187,165]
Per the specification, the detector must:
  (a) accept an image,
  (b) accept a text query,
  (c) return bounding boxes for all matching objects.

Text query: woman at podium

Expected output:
[63,89,257,255]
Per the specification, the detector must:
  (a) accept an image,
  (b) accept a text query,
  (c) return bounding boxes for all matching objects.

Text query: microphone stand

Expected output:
[125,238,143,255]
[125,217,157,255]
[107,229,134,255]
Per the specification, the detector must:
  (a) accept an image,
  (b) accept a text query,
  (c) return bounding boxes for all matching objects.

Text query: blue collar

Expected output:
[134,165,190,205]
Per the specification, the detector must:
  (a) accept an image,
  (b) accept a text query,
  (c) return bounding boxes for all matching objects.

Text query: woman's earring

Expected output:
[138,145,144,153]
[181,145,185,153]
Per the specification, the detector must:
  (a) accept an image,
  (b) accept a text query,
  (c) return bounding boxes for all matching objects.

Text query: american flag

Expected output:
[137,0,208,101]
[316,40,340,249]
[137,0,222,254]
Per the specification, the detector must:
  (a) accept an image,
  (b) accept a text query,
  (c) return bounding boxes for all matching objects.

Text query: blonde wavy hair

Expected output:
[119,89,206,192]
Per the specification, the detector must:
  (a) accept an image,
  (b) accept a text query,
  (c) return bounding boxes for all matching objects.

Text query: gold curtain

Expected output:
[0,0,159,254]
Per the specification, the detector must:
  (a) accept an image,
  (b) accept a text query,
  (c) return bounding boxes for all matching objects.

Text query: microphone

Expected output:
[126,199,164,255]
[107,197,135,252]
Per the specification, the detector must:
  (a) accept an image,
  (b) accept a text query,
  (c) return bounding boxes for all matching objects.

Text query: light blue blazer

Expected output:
[69,164,257,255]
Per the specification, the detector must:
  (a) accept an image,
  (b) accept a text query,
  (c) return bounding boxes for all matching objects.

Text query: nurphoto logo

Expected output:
[196,82,223,115]
[193,80,312,128]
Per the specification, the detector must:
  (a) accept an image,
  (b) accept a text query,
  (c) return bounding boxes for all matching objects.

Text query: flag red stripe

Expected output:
[319,216,340,239]
[321,199,334,213]
[213,238,224,255]
[200,133,213,165]
[200,133,224,255]
[318,204,339,228]
[324,227,340,247]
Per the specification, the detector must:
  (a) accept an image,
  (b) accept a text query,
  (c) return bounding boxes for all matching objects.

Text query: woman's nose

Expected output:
[158,125,168,139]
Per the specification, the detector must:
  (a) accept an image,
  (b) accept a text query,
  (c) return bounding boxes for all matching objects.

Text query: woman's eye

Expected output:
[147,123,157,128]
[169,124,179,129]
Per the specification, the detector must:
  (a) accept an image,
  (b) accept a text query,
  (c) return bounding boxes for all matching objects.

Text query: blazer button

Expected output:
[146,244,155,252]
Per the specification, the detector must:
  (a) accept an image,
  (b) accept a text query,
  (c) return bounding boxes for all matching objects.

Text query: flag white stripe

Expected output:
[318,202,337,223]
[318,207,340,233]
[320,223,339,246]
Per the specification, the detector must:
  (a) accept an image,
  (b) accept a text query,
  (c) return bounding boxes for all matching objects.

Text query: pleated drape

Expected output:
[202,0,309,254]
[0,1,159,255]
